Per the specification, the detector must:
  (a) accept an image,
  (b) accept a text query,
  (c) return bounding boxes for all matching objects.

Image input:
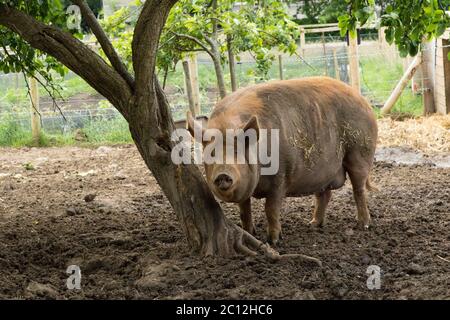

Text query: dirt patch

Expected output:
[0,146,449,299]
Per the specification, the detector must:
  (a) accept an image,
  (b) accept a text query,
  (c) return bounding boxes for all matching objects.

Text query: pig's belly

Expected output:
[285,164,346,197]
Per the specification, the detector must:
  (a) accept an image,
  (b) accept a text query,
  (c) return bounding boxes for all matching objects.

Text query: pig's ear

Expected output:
[186,111,204,143]
[243,115,260,141]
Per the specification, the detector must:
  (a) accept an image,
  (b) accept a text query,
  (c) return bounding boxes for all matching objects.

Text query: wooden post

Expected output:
[430,36,450,115]
[381,55,423,115]
[188,53,201,115]
[227,35,238,92]
[182,60,196,116]
[300,27,306,58]
[421,41,436,115]
[441,38,450,114]
[29,77,41,143]
[278,55,284,80]
[333,48,340,80]
[348,31,361,93]
[322,32,328,76]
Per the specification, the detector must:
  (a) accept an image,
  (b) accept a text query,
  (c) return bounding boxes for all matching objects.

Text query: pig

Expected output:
[187,77,378,244]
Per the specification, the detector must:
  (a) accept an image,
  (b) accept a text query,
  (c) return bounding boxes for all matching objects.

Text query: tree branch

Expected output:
[0,4,132,117]
[170,31,213,56]
[71,0,135,90]
[132,0,179,98]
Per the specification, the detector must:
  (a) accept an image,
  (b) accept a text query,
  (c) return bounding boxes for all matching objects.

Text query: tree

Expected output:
[98,0,299,98]
[156,0,299,97]
[338,0,450,57]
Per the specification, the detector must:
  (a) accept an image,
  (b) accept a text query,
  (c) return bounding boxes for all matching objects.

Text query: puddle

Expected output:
[375,147,450,168]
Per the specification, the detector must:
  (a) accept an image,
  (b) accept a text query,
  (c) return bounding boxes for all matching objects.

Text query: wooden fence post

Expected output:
[322,32,328,76]
[29,77,41,143]
[278,55,284,80]
[421,41,436,115]
[348,31,361,93]
[333,48,340,80]
[300,27,306,58]
[431,35,450,115]
[182,60,196,116]
[381,55,423,115]
[188,54,201,115]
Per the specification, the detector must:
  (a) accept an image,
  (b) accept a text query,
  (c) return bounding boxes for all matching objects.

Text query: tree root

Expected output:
[231,224,322,267]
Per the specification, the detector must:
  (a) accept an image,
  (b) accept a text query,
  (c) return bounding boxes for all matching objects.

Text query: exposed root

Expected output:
[238,227,322,267]
[202,217,322,266]
[436,255,450,263]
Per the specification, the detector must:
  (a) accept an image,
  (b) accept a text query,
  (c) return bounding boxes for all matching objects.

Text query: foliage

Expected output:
[99,1,142,72]
[339,0,450,57]
[159,0,299,80]
[0,0,70,101]
[295,0,348,24]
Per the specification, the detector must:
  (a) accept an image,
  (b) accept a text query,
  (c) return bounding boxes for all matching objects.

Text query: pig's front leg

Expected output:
[265,192,283,245]
[239,198,255,235]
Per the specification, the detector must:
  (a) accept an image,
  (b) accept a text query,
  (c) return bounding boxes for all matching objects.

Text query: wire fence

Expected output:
[0,38,429,137]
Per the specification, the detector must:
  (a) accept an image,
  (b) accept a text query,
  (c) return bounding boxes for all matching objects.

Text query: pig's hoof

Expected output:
[309,219,324,228]
[356,221,370,230]
[266,233,281,246]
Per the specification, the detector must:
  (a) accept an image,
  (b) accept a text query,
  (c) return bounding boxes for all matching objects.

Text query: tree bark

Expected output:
[206,38,227,99]
[211,49,227,99]
[227,35,238,92]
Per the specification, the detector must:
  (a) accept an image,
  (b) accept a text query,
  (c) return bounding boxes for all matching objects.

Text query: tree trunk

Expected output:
[227,35,237,92]
[211,46,227,99]
[127,80,246,256]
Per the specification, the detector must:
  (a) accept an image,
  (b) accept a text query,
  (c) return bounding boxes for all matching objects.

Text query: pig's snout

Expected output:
[214,173,234,191]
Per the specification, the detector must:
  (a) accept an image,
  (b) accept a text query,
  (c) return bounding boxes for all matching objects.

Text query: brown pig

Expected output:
[187,77,378,244]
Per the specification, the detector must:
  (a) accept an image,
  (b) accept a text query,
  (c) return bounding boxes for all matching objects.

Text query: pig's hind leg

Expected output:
[344,152,372,229]
[265,193,283,245]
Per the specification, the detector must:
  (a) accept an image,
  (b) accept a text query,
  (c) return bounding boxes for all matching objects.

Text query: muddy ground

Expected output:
[0,145,449,300]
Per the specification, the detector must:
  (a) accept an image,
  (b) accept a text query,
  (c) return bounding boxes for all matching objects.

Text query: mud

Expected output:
[0,146,449,299]
[375,146,450,168]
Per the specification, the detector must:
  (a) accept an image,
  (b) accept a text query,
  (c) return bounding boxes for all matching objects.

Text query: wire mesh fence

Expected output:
[0,38,427,143]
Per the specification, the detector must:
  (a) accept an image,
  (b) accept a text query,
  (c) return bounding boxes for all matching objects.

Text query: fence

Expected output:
[0,24,448,144]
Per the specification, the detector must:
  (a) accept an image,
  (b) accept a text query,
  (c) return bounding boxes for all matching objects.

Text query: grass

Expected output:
[360,56,423,117]
[0,115,132,147]
[0,50,425,147]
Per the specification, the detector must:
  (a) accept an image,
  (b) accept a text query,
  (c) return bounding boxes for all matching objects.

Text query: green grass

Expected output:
[0,52,425,147]
[0,116,132,147]
[360,57,423,117]
[0,72,97,111]
[58,75,96,98]
[82,116,132,144]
